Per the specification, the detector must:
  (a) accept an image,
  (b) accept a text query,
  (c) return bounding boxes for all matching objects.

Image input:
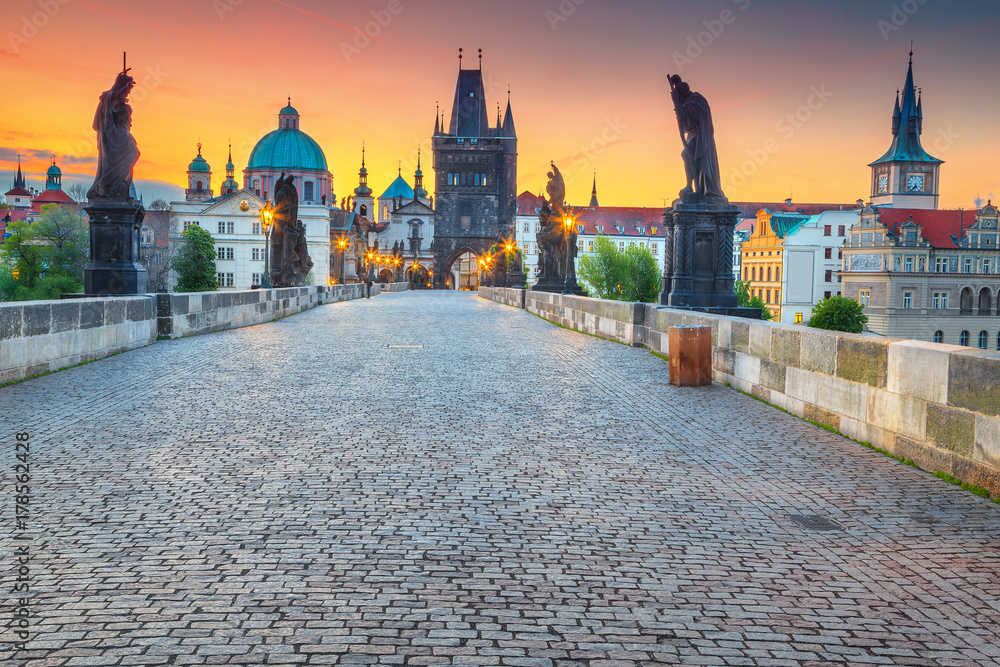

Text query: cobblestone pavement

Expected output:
[3,291,1000,666]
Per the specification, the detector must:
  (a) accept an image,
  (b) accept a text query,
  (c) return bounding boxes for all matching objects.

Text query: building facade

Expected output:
[841,203,1000,346]
[430,56,517,290]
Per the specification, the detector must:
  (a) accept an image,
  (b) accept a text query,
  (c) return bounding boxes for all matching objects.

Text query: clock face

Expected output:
[877,175,888,193]
[907,175,924,192]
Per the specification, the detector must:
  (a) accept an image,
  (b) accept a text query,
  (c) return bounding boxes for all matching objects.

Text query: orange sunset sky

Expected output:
[2,0,999,209]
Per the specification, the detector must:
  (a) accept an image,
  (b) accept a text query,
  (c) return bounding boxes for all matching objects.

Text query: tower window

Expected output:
[304,181,314,201]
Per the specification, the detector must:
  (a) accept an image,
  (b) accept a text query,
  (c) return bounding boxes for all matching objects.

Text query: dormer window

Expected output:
[615,225,624,234]
[637,227,645,234]
[595,225,604,234]
[576,225,584,233]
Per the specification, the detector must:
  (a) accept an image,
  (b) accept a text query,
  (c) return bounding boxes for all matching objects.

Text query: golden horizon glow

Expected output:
[2,2,999,211]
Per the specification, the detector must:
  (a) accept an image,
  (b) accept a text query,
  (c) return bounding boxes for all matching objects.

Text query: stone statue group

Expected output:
[270,173,314,288]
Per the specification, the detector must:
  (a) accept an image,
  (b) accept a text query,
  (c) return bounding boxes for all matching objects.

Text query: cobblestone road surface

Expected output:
[3,291,1000,666]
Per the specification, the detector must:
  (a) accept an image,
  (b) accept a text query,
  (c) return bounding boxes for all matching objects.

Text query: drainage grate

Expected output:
[787,514,844,532]
[387,345,423,349]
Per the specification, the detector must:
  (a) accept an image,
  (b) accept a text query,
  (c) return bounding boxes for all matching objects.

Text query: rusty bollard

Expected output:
[668,325,712,387]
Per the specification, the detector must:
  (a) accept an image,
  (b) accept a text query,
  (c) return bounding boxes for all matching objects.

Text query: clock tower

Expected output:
[868,51,942,210]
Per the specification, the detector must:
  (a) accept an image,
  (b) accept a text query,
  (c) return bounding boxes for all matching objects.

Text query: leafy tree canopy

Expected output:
[577,235,661,303]
[808,296,868,333]
[171,225,218,293]
[0,204,88,301]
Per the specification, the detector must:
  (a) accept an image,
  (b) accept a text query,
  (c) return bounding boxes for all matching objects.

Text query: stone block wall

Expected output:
[1,282,401,383]
[479,287,1000,495]
[477,286,526,309]
[0,297,157,384]
[156,284,370,339]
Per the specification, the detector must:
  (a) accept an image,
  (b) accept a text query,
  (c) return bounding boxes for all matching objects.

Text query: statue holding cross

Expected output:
[87,52,141,201]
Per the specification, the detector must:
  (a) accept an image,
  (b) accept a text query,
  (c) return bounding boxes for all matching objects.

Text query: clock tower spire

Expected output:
[868,50,942,210]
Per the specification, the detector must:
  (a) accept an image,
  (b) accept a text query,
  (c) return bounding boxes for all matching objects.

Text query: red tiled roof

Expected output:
[5,186,31,197]
[876,208,973,249]
[516,191,545,214]
[29,189,77,214]
[735,219,755,233]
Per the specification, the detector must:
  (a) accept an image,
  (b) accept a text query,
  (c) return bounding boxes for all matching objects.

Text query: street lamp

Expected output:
[562,212,576,296]
[260,200,274,289]
[336,236,348,285]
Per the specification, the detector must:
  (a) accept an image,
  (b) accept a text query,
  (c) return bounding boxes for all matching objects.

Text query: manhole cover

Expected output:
[387,345,423,349]
[787,514,844,532]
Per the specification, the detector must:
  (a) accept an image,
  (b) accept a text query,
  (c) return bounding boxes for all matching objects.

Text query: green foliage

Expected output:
[934,471,991,498]
[577,235,661,302]
[734,279,774,321]
[808,295,868,333]
[0,204,88,301]
[171,225,218,292]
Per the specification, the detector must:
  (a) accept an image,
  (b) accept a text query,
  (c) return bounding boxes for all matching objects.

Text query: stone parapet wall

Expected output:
[156,285,364,339]
[379,282,411,294]
[0,296,157,384]
[2,283,389,383]
[479,288,1000,494]
[477,286,526,309]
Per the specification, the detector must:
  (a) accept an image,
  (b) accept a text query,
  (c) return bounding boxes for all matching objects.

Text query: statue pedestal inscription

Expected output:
[84,200,147,296]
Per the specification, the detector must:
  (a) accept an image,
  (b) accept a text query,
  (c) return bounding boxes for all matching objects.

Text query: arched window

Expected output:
[961,287,974,313]
[752,267,757,281]
[979,288,991,314]
[978,331,988,349]
[996,333,1000,351]
[776,267,781,282]
[196,180,203,191]
[744,266,748,281]
[933,330,943,344]
[303,181,314,201]
[360,205,368,218]
[960,330,970,346]
[767,266,772,282]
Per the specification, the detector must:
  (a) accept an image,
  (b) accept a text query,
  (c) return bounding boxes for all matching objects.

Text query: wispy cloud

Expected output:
[270,0,383,41]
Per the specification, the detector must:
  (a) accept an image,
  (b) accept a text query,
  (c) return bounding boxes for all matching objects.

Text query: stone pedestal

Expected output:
[660,197,738,309]
[668,325,712,387]
[84,200,147,296]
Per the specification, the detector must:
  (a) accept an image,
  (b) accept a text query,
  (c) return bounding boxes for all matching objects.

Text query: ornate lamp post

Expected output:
[562,212,576,296]
[337,236,349,285]
[260,200,274,288]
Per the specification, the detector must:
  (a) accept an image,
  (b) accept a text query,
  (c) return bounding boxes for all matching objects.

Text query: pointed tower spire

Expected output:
[892,89,901,135]
[589,172,599,208]
[355,143,372,197]
[414,146,428,200]
[502,88,516,139]
[434,101,440,135]
[13,152,25,189]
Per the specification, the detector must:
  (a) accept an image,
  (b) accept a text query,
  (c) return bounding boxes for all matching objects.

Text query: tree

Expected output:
[147,199,169,211]
[578,236,622,299]
[577,236,662,302]
[171,225,218,292]
[808,296,868,333]
[735,280,774,321]
[68,183,89,203]
[0,204,88,301]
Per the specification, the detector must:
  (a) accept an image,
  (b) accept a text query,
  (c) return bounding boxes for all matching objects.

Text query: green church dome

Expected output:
[46,164,62,177]
[247,127,328,172]
[188,144,211,173]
